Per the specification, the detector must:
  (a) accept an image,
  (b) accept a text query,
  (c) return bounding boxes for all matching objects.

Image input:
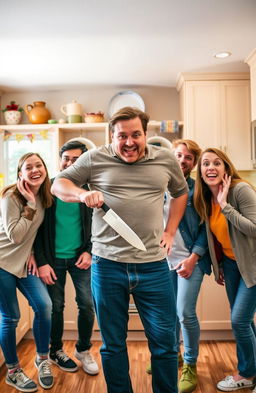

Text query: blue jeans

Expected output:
[170,264,204,365]
[92,256,178,393]
[47,258,95,353]
[0,268,52,367]
[222,256,256,378]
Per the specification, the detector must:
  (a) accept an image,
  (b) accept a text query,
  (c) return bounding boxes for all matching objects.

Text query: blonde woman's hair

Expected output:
[193,147,251,222]
[1,152,53,208]
[172,139,201,165]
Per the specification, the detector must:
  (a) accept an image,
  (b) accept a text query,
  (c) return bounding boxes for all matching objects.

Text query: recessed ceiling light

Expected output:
[214,51,232,59]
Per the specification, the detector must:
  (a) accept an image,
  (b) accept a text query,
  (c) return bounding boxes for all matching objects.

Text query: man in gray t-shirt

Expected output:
[52,106,188,393]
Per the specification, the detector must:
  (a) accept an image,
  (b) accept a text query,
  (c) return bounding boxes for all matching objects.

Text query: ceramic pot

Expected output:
[61,100,83,117]
[84,112,104,123]
[67,114,82,123]
[4,110,22,125]
[24,101,51,124]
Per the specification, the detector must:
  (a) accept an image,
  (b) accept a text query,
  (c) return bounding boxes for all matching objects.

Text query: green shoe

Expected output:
[146,352,183,375]
[146,363,152,374]
[178,363,197,393]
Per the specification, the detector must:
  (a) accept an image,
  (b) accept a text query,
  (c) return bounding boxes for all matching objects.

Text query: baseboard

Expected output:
[24,329,234,341]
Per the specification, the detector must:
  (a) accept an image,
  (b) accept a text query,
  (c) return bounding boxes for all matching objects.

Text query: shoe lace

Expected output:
[180,365,196,382]
[56,350,70,363]
[39,360,52,376]
[12,369,30,384]
[84,351,95,364]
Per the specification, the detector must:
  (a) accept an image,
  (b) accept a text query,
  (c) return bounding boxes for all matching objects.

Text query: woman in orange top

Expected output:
[194,148,256,392]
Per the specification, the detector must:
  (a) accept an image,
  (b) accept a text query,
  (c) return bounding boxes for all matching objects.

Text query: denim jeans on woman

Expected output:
[0,268,52,367]
[170,264,204,364]
[47,257,95,353]
[92,256,178,393]
[222,256,256,378]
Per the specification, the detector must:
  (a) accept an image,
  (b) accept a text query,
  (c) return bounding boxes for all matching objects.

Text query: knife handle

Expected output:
[101,202,110,213]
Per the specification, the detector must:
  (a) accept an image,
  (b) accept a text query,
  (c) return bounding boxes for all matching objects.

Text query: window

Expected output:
[2,131,58,186]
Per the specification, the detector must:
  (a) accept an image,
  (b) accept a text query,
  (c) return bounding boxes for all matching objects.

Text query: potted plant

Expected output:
[2,101,24,125]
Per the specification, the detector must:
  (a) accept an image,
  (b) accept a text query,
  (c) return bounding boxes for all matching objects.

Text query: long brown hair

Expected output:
[194,148,248,222]
[1,152,53,208]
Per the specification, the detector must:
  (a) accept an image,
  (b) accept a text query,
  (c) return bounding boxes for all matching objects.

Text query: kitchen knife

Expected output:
[101,203,147,251]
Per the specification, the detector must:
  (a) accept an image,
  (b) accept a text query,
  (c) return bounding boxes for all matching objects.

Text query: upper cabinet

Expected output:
[246,48,256,121]
[177,73,252,170]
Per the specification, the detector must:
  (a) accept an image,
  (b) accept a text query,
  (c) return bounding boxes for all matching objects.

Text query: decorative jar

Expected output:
[4,110,22,125]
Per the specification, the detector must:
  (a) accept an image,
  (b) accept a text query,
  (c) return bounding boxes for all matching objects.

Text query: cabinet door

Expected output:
[16,291,30,343]
[197,274,231,330]
[63,275,145,331]
[220,80,251,169]
[183,81,221,149]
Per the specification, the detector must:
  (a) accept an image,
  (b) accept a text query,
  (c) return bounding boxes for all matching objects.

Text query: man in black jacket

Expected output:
[34,140,99,375]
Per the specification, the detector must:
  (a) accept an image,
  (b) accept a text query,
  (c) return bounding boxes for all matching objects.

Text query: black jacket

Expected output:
[34,183,92,268]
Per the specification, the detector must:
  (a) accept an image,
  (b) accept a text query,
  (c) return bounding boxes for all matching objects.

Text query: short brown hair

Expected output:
[172,139,201,166]
[109,106,150,133]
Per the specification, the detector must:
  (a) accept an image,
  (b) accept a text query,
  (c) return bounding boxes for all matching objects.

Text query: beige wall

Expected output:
[0,86,180,124]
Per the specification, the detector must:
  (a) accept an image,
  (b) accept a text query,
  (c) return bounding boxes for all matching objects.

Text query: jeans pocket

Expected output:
[92,255,101,264]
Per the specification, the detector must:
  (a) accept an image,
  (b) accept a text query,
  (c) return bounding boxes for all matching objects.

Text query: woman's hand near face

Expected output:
[17,178,36,204]
[217,174,231,209]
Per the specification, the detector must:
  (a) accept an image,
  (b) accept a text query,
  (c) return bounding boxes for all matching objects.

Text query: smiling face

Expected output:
[201,151,226,190]
[111,116,147,163]
[174,143,196,178]
[60,148,83,170]
[19,154,47,189]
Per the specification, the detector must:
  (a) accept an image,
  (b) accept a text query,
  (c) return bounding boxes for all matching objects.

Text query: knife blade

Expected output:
[101,203,147,251]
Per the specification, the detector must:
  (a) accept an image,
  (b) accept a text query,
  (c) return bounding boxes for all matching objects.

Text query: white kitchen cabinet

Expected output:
[197,274,231,331]
[177,73,252,170]
[63,269,232,335]
[246,48,256,121]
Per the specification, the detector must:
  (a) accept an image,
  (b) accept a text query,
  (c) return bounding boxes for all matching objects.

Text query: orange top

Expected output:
[210,201,235,260]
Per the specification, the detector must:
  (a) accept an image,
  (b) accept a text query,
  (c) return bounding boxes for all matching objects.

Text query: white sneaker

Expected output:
[74,349,99,375]
[217,375,254,391]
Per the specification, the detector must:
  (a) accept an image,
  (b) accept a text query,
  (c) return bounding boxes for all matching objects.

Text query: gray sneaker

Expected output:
[6,368,38,392]
[35,359,54,389]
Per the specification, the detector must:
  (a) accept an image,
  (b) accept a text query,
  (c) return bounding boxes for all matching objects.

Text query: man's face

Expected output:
[111,117,147,163]
[60,148,83,171]
[174,143,196,177]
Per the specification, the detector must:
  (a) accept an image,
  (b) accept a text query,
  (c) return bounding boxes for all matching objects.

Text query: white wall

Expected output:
[0,85,180,124]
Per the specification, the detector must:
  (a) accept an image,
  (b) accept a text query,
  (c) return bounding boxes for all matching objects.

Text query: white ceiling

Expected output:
[0,0,255,92]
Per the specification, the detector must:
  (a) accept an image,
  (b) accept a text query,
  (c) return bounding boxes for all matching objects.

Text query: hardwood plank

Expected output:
[0,339,250,393]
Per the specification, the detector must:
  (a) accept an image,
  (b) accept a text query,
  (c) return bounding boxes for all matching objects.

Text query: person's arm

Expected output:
[51,178,104,208]
[174,253,200,279]
[218,177,256,237]
[1,194,36,244]
[160,192,188,254]
[75,252,92,270]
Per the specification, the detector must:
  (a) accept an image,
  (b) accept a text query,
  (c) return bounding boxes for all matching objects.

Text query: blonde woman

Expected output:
[0,153,54,392]
[194,148,256,392]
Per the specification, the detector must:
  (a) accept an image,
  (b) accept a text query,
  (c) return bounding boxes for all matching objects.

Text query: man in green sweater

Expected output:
[34,140,99,375]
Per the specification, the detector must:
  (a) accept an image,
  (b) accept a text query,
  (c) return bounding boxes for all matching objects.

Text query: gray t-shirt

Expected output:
[56,144,188,263]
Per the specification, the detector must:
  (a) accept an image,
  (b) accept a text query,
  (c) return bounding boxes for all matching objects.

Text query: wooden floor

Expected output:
[0,339,252,393]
